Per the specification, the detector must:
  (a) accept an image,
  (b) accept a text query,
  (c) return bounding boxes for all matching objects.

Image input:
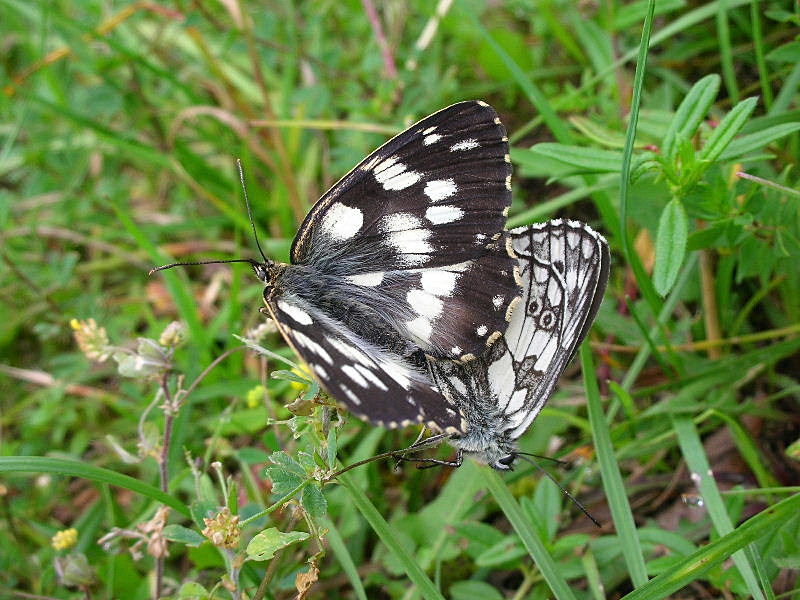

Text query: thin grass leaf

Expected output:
[320,516,369,600]
[337,472,446,600]
[715,1,739,104]
[0,456,190,517]
[620,492,800,599]
[527,144,623,173]
[581,345,649,587]
[653,198,688,296]
[671,416,767,600]
[481,468,578,600]
[719,122,800,161]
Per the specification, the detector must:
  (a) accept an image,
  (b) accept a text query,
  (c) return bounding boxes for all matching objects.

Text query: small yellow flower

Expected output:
[52,528,78,551]
[290,365,312,391]
[246,385,267,409]
[71,318,111,362]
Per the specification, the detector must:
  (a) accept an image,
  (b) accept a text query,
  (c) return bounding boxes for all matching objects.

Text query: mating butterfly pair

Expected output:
[160,101,609,469]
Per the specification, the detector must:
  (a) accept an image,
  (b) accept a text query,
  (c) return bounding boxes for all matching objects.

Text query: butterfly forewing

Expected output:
[267,294,465,432]
[287,101,519,360]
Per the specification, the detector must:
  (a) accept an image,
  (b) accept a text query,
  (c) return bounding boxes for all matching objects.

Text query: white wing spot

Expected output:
[342,365,368,388]
[277,300,313,325]
[291,330,333,364]
[406,315,433,343]
[476,324,488,336]
[424,179,457,202]
[374,159,421,191]
[425,205,464,225]
[492,295,504,309]
[451,346,462,355]
[354,364,389,391]
[423,133,442,146]
[320,203,363,241]
[325,336,372,367]
[422,126,437,135]
[345,272,385,286]
[311,363,328,379]
[450,139,479,151]
[340,384,361,405]
[421,270,458,297]
[382,212,422,232]
[378,360,413,389]
[407,289,443,319]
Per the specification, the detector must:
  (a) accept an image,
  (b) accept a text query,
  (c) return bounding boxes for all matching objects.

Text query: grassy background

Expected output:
[2,1,800,598]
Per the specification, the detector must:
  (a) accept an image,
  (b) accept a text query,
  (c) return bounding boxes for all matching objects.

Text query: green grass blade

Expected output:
[671,416,766,600]
[337,471,446,600]
[715,0,739,104]
[320,516,369,600]
[0,456,190,517]
[621,492,800,600]
[469,16,572,145]
[481,467,578,600]
[581,344,649,587]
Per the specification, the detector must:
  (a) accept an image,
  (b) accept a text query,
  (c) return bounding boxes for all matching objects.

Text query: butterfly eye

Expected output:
[497,454,516,468]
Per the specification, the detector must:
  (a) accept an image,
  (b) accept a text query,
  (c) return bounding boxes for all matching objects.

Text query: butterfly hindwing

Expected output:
[430,220,609,444]
[267,293,465,432]
[287,101,519,360]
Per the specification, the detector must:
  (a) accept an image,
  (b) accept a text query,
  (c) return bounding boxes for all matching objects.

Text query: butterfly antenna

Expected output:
[516,454,601,528]
[149,258,260,276]
[236,159,269,264]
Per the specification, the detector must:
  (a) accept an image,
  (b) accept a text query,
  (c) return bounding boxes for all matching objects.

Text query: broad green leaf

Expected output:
[699,97,758,163]
[663,74,720,159]
[177,582,210,599]
[268,451,306,476]
[654,199,689,296]
[301,484,328,518]
[163,524,206,547]
[246,528,309,561]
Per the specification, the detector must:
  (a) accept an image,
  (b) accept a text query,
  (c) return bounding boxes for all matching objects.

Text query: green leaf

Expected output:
[663,74,720,159]
[475,537,526,568]
[265,467,304,497]
[246,528,309,561]
[654,199,689,296]
[268,451,306,476]
[177,582,210,599]
[271,369,313,385]
[699,97,758,163]
[719,123,800,161]
[301,484,328,518]
[163,524,206,547]
[527,143,623,173]
[449,581,505,600]
[0,456,190,517]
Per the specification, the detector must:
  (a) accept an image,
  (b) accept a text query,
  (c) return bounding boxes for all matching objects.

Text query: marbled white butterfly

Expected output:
[154,101,521,431]
[426,220,609,469]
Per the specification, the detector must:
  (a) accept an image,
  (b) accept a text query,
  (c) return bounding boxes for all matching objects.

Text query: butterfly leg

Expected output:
[397,449,463,470]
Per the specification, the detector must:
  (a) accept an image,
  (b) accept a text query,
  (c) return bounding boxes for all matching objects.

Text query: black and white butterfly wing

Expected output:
[430,220,609,451]
[499,220,609,439]
[288,101,519,360]
[266,293,465,432]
